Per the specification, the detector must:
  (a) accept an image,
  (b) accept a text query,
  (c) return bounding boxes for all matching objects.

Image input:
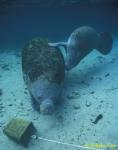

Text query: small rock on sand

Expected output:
[86,100,92,107]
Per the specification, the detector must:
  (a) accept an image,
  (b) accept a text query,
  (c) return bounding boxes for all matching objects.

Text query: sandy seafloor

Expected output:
[0,37,118,150]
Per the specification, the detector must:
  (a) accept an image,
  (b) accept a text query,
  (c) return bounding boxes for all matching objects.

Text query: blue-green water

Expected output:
[0,3,118,49]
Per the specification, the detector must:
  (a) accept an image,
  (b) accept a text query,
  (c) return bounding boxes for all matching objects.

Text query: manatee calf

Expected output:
[22,38,65,115]
[49,26,113,70]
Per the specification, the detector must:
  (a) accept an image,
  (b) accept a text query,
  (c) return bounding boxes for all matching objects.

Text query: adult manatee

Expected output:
[49,26,113,70]
[22,38,65,115]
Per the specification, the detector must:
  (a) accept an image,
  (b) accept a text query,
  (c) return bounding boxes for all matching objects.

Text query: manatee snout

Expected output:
[40,98,54,115]
[32,85,57,115]
[31,79,63,115]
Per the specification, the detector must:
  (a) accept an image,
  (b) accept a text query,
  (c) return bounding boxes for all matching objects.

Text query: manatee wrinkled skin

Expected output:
[22,38,65,115]
[65,26,112,70]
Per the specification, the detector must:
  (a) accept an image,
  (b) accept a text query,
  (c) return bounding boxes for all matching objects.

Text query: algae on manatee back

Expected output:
[22,38,65,84]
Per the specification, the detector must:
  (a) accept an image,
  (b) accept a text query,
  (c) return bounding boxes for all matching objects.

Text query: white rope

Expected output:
[37,136,105,150]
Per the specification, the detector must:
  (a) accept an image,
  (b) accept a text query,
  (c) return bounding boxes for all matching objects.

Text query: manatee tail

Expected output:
[97,32,113,55]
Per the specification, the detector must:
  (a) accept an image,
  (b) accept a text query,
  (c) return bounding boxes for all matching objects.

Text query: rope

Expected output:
[36,136,105,150]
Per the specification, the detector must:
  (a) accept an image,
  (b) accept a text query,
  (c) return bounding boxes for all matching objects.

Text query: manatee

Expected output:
[22,38,65,115]
[49,26,113,70]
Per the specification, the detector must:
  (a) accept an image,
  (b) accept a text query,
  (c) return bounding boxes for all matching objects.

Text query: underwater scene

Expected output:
[0,0,118,150]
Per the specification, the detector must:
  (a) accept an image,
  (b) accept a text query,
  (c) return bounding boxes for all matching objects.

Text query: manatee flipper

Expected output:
[48,42,67,52]
[97,32,113,55]
[48,42,68,62]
